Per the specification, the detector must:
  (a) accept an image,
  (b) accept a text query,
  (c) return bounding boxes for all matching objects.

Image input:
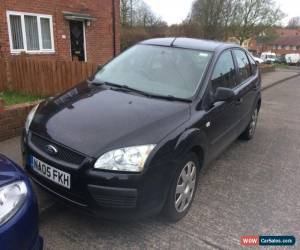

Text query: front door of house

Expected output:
[69,21,85,61]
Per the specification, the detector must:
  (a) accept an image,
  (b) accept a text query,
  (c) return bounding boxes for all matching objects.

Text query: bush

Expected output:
[121,26,167,51]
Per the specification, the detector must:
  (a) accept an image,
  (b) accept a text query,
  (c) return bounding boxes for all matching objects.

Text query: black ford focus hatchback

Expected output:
[22,38,261,221]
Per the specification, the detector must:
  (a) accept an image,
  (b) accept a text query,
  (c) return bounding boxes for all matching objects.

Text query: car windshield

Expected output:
[94,45,212,100]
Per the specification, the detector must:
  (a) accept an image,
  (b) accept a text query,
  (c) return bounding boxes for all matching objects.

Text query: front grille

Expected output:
[88,185,137,209]
[92,193,137,208]
[30,133,86,165]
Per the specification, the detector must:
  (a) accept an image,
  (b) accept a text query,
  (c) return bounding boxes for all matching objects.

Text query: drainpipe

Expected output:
[112,0,116,57]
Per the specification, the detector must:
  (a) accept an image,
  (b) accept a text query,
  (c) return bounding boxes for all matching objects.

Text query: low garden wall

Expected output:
[0,102,39,141]
[259,64,275,74]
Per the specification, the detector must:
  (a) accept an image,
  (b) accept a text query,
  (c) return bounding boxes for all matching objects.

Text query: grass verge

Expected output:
[0,91,43,106]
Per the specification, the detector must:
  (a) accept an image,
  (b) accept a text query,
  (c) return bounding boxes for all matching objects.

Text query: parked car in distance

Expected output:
[251,55,264,64]
[22,38,261,222]
[261,52,276,64]
[276,55,287,64]
[285,53,300,65]
[0,154,43,250]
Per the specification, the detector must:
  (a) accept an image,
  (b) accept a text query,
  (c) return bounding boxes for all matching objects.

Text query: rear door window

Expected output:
[211,50,237,91]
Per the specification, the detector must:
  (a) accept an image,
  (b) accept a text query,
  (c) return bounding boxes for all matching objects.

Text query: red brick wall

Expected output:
[249,43,300,56]
[254,45,300,56]
[0,102,39,141]
[275,28,300,37]
[265,46,300,56]
[0,0,120,65]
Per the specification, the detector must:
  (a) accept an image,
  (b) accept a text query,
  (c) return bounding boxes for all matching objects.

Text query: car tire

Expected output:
[240,107,259,140]
[162,152,200,222]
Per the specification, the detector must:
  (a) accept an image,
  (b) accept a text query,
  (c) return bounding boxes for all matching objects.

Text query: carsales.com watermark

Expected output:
[240,235,296,247]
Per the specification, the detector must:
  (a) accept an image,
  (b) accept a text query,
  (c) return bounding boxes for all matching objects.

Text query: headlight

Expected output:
[25,104,39,133]
[94,145,156,172]
[0,181,28,226]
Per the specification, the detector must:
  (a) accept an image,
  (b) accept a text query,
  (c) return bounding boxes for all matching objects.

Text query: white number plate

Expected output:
[29,155,71,189]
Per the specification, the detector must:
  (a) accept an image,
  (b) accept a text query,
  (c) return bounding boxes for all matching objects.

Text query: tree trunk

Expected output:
[239,38,244,46]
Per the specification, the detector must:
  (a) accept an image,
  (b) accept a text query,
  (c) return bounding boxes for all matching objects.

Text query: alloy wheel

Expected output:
[175,161,197,213]
[249,109,258,136]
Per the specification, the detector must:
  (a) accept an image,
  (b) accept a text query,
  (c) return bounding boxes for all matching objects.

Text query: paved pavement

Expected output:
[261,69,300,90]
[1,73,300,249]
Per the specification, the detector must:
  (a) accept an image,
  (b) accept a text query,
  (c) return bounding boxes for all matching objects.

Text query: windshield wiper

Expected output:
[89,79,111,86]
[109,83,151,97]
[111,85,192,102]
[146,93,192,103]
[91,80,192,103]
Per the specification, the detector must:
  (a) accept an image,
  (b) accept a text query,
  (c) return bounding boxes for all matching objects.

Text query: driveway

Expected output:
[1,76,300,249]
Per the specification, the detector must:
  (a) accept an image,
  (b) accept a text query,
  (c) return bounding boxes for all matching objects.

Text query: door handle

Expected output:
[235,98,243,105]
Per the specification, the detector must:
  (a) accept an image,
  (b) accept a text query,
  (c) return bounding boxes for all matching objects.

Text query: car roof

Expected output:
[140,37,238,52]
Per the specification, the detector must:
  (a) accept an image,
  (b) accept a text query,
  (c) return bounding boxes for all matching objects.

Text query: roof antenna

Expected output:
[170,37,177,47]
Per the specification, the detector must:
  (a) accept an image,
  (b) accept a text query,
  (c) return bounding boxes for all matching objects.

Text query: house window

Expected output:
[7,11,54,53]
[278,45,282,50]
[292,46,297,51]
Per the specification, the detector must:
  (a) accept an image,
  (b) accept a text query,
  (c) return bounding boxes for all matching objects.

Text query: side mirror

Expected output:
[214,87,235,102]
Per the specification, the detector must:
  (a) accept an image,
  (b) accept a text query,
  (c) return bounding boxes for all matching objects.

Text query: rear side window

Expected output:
[211,50,236,91]
[233,50,252,83]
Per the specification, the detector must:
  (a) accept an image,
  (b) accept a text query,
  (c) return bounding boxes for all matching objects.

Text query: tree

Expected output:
[190,0,238,40]
[287,17,300,28]
[120,0,140,27]
[231,0,285,45]
[133,1,165,27]
[120,0,167,51]
[256,28,278,44]
[167,22,202,38]
[189,0,284,44]
[120,0,164,28]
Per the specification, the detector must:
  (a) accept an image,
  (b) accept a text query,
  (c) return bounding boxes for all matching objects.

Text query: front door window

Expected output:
[211,50,237,91]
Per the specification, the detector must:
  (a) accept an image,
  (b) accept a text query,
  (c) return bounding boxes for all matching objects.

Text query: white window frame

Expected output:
[7,11,55,54]
[83,22,87,62]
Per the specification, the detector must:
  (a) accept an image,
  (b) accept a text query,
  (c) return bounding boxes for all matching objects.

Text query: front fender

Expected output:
[174,128,209,165]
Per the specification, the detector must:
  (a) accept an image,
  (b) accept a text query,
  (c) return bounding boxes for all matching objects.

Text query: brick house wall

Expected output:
[250,42,300,56]
[0,0,120,65]
[275,28,300,37]
[247,28,300,56]
[263,46,300,56]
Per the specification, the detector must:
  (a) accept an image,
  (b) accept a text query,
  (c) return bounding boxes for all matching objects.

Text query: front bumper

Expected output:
[22,132,174,220]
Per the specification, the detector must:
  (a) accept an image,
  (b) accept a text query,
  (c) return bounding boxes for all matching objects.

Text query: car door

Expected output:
[232,49,259,135]
[203,49,240,161]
